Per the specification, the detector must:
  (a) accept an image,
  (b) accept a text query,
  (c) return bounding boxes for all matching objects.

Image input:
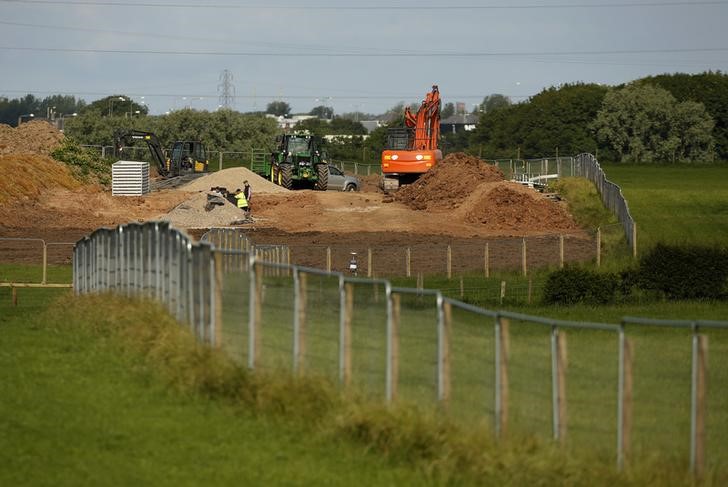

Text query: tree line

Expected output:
[2,71,725,163]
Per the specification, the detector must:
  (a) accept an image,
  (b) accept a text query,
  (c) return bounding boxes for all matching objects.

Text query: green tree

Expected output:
[479,94,511,113]
[0,94,86,126]
[309,105,334,119]
[80,95,148,118]
[639,71,728,160]
[266,101,291,117]
[471,83,608,158]
[441,102,456,119]
[64,109,279,154]
[591,83,714,163]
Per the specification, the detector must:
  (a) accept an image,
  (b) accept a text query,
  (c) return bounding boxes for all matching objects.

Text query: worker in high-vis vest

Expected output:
[234,188,250,218]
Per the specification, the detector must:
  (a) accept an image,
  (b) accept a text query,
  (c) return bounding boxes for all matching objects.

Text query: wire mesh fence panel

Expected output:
[257,262,295,373]
[347,281,389,398]
[219,266,250,366]
[447,304,496,427]
[221,151,250,171]
[704,327,728,473]
[394,291,439,409]
[298,271,341,382]
[628,327,693,461]
[563,328,619,457]
[506,319,553,439]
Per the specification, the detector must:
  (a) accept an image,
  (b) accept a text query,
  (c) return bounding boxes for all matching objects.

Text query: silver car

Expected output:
[327,165,361,191]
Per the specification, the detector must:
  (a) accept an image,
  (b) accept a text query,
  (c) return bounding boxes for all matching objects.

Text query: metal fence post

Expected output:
[385,281,393,402]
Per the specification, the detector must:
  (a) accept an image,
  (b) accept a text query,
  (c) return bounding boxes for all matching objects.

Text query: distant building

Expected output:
[360,120,382,133]
[267,114,318,130]
[440,113,479,134]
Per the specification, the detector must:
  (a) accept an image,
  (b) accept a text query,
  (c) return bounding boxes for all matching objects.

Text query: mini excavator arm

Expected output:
[113,130,170,177]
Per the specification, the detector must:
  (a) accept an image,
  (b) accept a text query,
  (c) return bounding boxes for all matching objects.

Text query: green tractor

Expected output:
[269,132,329,191]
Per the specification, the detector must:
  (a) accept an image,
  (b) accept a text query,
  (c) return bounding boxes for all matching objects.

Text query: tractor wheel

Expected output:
[280,164,293,189]
[270,166,277,183]
[314,163,329,191]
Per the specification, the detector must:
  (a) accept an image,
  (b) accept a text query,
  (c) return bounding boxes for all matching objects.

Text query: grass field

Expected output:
[601,164,728,250]
[215,268,728,478]
[0,289,437,486]
[4,290,719,485]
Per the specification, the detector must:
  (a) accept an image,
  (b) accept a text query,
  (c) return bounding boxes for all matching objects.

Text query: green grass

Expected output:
[0,264,72,284]
[216,268,728,479]
[4,281,726,484]
[602,164,728,250]
[0,289,433,486]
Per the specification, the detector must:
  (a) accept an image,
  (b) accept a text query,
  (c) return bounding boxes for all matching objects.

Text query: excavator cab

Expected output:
[169,141,208,174]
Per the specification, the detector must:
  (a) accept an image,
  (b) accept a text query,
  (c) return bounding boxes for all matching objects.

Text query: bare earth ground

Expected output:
[0,133,595,272]
[0,127,594,272]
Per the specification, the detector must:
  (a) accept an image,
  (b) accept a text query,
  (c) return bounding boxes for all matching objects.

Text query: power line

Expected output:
[0,20,424,54]
[217,69,235,109]
[2,45,727,57]
[3,0,727,8]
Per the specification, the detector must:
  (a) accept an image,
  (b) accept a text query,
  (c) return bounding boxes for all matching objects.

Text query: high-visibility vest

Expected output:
[235,192,248,208]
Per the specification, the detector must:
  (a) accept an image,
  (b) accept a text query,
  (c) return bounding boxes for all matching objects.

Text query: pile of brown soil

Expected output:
[395,152,504,210]
[0,121,64,155]
[0,153,80,205]
[464,184,579,232]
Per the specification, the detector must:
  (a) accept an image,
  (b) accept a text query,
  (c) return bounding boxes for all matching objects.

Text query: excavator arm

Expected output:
[381,85,442,190]
[113,130,170,177]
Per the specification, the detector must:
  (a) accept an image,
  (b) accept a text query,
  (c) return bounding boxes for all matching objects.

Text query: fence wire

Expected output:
[72,221,728,477]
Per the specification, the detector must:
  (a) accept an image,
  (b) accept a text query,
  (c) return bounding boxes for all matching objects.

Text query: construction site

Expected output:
[0,120,595,274]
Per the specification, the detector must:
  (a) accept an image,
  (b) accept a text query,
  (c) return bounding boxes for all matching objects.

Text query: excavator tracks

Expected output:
[151,173,206,191]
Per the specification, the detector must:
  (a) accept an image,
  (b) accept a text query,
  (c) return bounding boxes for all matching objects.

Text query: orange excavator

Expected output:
[381,85,443,190]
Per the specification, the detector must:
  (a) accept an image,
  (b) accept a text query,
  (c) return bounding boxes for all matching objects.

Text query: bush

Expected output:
[51,138,112,186]
[542,267,620,305]
[637,244,728,299]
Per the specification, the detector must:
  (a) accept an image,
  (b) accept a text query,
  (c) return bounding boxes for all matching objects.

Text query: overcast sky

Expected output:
[1,1,727,116]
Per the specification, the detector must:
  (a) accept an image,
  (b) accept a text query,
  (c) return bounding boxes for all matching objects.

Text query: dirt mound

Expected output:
[0,121,64,155]
[161,191,250,228]
[0,153,80,205]
[395,152,504,210]
[180,167,288,195]
[464,183,580,232]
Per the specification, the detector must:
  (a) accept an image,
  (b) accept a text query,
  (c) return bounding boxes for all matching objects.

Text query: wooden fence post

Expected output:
[557,331,568,444]
[441,301,452,409]
[343,283,354,387]
[500,281,506,305]
[390,294,401,401]
[694,334,708,479]
[521,238,527,276]
[596,227,602,267]
[447,245,452,279]
[527,278,533,305]
[367,247,372,278]
[460,276,464,299]
[499,318,510,437]
[484,243,490,278]
[253,263,263,367]
[12,286,17,306]
[406,247,411,277]
[621,338,634,468]
[559,235,564,269]
[632,223,638,259]
[326,247,332,272]
[297,273,308,376]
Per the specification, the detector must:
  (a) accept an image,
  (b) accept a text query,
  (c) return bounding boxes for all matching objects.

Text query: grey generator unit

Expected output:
[112,160,150,196]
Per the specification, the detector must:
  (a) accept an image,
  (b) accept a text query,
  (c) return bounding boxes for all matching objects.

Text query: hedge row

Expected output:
[543,244,728,305]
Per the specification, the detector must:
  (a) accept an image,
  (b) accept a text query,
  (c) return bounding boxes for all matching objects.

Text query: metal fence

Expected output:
[490,153,637,255]
[73,221,726,477]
